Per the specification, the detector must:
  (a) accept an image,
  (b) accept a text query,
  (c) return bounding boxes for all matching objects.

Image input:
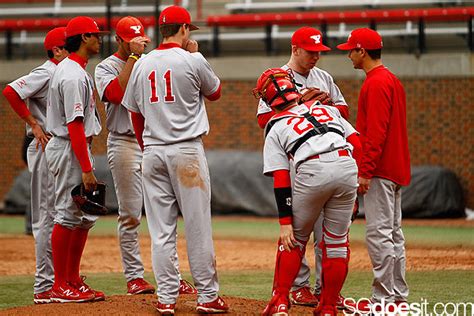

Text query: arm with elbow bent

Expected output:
[204,84,222,101]
[3,86,50,150]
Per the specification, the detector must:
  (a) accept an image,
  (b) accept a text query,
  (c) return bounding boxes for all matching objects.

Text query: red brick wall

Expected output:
[1,77,472,209]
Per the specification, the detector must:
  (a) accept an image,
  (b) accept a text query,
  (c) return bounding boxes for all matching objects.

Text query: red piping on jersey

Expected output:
[156,42,182,50]
[113,52,127,61]
[67,119,92,173]
[2,85,31,118]
[69,53,88,69]
[104,77,125,105]
[257,110,275,129]
[49,58,60,65]
[205,83,221,101]
[130,111,145,151]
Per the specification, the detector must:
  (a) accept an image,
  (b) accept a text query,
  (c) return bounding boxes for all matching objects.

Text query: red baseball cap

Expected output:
[337,28,383,50]
[66,16,109,38]
[159,6,199,31]
[44,27,66,50]
[291,27,331,52]
[116,16,150,42]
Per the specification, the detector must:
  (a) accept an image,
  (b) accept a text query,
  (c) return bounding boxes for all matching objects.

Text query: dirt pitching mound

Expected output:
[0,294,320,315]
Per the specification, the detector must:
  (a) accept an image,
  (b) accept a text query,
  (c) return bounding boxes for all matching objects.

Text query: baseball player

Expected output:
[94,15,196,296]
[256,26,349,307]
[2,27,68,304]
[254,68,360,316]
[122,6,229,314]
[337,28,411,312]
[45,16,108,303]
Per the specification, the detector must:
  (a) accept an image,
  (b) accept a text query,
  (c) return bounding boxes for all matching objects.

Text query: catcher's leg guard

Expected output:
[273,239,307,297]
[318,227,350,309]
[264,239,307,315]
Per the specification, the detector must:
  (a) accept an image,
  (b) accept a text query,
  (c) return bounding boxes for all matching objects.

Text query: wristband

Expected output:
[128,53,141,61]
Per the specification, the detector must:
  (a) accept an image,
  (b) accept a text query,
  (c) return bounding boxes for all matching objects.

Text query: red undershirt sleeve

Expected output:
[257,110,275,129]
[347,132,362,169]
[2,86,31,118]
[103,78,125,105]
[273,169,292,225]
[130,111,145,151]
[334,104,349,120]
[67,119,92,173]
[204,83,221,101]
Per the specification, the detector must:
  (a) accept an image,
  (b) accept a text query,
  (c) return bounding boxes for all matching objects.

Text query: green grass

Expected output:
[1,215,473,311]
[2,215,472,247]
[1,270,473,310]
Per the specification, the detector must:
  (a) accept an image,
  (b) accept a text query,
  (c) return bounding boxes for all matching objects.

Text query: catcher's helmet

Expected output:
[71,182,108,216]
[253,68,299,108]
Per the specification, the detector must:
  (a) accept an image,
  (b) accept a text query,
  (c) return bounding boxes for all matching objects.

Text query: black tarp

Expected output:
[2,151,466,218]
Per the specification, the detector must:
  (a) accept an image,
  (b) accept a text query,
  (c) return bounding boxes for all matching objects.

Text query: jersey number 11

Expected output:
[148,70,175,103]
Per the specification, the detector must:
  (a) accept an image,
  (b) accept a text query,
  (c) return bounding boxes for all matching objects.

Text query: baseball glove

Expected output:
[297,87,334,106]
[71,182,108,216]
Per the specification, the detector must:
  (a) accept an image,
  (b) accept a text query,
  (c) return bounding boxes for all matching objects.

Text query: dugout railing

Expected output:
[0,3,472,58]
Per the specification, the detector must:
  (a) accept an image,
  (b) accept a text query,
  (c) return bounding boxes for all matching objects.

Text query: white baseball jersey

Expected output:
[8,60,58,136]
[257,65,347,116]
[47,57,102,137]
[95,54,134,135]
[122,48,220,145]
[263,102,356,175]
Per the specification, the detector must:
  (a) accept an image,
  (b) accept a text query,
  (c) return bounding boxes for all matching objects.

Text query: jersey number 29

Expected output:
[148,70,175,103]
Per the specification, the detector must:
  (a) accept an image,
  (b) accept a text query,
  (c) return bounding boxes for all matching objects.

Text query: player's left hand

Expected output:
[31,123,51,152]
[279,224,296,251]
[129,36,150,55]
[183,39,198,53]
[358,177,371,194]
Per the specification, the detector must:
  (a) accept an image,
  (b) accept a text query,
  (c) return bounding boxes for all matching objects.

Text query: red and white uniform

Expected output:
[4,59,58,295]
[122,43,222,305]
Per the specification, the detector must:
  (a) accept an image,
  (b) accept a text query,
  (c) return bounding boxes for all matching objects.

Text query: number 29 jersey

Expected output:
[122,45,221,146]
[263,102,356,175]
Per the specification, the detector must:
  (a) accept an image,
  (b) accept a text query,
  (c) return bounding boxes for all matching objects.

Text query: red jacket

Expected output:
[356,65,411,186]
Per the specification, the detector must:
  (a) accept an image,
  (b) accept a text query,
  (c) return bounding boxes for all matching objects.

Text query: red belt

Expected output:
[305,149,350,162]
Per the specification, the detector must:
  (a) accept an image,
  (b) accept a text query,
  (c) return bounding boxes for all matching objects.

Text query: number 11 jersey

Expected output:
[122,44,220,146]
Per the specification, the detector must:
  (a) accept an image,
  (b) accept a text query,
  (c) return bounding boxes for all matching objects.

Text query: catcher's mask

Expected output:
[253,68,299,108]
[71,182,108,216]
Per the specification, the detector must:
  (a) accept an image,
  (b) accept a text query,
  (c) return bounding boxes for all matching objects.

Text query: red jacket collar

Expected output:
[157,42,182,50]
[367,65,385,77]
[69,53,88,69]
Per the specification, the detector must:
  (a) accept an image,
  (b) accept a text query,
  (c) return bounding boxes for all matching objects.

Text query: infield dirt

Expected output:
[0,218,472,315]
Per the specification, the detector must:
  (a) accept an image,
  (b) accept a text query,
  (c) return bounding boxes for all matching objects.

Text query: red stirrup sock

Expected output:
[67,227,89,284]
[51,224,73,287]
[273,239,306,296]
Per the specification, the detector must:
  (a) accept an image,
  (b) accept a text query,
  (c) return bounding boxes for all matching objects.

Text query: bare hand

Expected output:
[82,171,97,193]
[183,39,198,53]
[31,124,51,152]
[279,224,296,251]
[358,177,371,195]
[129,36,150,55]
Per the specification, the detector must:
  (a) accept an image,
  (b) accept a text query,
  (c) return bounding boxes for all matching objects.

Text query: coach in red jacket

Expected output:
[338,28,411,311]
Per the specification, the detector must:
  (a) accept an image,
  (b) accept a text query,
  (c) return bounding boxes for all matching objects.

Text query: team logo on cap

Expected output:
[130,25,142,34]
[162,16,166,23]
[310,35,321,44]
